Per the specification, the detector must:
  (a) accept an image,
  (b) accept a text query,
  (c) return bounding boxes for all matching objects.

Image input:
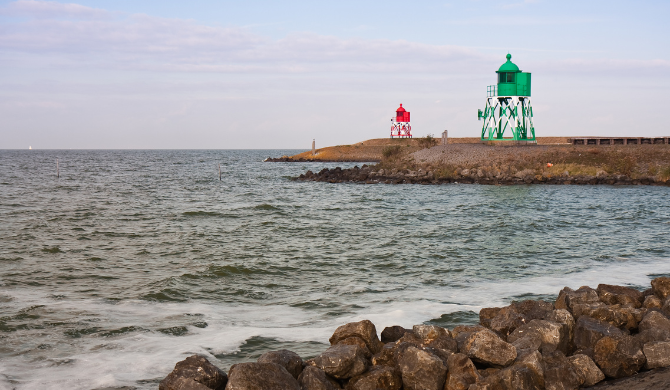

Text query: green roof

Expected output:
[497,53,520,73]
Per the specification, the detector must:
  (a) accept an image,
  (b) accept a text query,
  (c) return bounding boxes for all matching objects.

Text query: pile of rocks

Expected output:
[159,277,670,390]
[296,166,668,186]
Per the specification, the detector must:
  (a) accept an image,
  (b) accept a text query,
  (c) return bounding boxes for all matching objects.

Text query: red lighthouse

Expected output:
[390,104,412,138]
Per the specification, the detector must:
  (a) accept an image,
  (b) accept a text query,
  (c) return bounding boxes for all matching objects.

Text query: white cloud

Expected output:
[2,0,111,19]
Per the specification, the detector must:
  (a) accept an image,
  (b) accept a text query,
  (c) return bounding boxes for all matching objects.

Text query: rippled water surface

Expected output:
[1,149,669,389]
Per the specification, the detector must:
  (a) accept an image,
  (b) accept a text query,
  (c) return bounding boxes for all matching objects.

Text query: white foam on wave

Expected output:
[1,257,668,389]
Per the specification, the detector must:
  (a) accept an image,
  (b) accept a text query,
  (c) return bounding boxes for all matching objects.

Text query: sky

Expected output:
[1,0,669,149]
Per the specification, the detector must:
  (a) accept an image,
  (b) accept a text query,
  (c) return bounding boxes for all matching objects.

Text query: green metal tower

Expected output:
[478,54,536,143]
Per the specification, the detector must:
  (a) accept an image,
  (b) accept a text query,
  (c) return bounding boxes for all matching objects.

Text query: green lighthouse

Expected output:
[478,54,536,143]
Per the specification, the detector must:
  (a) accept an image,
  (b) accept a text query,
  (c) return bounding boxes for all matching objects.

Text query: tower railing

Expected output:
[487,85,497,97]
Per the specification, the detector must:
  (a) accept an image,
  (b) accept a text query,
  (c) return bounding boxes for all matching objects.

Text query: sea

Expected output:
[1,149,669,389]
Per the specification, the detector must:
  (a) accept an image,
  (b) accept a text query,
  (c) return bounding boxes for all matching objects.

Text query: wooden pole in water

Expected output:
[219,163,221,181]
[57,158,59,178]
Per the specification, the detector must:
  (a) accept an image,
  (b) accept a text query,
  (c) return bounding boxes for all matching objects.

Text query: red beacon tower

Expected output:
[390,104,412,138]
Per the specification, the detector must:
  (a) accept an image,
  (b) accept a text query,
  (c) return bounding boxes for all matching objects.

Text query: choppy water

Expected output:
[1,149,669,389]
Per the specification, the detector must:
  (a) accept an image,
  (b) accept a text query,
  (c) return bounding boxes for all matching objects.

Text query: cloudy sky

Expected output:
[1,0,668,149]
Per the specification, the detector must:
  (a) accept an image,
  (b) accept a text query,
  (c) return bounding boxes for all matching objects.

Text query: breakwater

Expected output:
[296,165,670,186]
[161,277,670,390]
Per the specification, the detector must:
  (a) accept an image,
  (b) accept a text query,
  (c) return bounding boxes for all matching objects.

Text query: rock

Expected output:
[545,309,576,354]
[638,310,670,333]
[461,329,517,367]
[381,326,408,343]
[643,341,670,370]
[651,277,670,300]
[452,325,486,351]
[542,351,582,390]
[226,362,300,390]
[643,295,662,309]
[480,307,502,329]
[568,354,605,387]
[396,346,447,390]
[662,297,670,318]
[572,303,640,331]
[555,286,600,315]
[515,350,544,385]
[312,344,370,379]
[594,335,646,378]
[160,355,228,390]
[298,366,341,390]
[485,300,554,339]
[345,366,401,390]
[444,353,481,390]
[573,316,624,352]
[635,328,670,345]
[335,337,372,359]
[413,325,449,341]
[597,284,644,308]
[257,349,303,379]
[507,319,568,354]
[510,334,542,353]
[424,335,458,355]
[489,306,528,338]
[330,320,383,354]
[372,343,396,367]
[511,300,554,321]
[499,365,544,390]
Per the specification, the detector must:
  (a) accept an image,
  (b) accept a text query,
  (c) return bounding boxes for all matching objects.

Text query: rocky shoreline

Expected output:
[295,165,670,186]
[160,277,670,390]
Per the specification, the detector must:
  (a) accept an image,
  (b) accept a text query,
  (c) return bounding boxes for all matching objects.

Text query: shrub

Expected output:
[418,134,438,149]
[382,145,402,159]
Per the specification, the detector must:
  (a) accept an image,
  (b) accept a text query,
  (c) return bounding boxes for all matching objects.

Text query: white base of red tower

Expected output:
[391,121,412,138]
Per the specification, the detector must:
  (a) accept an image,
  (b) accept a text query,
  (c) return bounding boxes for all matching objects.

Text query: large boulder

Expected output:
[638,310,670,333]
[643,295,662,309]
[396,346,447,390]
[160,355,228,390]
[498,365,544,390]
[381,326,408,343]
[312,344,370,379]
[335,337,372,359]
[444,353,481,390]
[651,277,670,300]
[330,320,383,354]
[545,309,576,354]
[507,319,568,354]
[371,343,396,367]
[345,365,401,390]
[571,303,641,331]
[485,300,554,339]
[298,366,341,390]
[510,300,554,321]
[461,329,517,367]
[480,307,502,329]
[257,350,303,379]
[573,316,624,354]
[409,325,458,356]
[555,286,600,315]
[643,341,670,370]
[452,325,486,351]
[413,325,449,341]
[226,362,300,390]
[594,335,646,378]
[568,354,605,387]
[596,284,643,308]
[662,298,670,318]
[542,351,582,390]
[635,328,670,345]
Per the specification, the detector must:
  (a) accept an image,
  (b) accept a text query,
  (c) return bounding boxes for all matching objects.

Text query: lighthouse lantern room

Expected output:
[391,104,412,138]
